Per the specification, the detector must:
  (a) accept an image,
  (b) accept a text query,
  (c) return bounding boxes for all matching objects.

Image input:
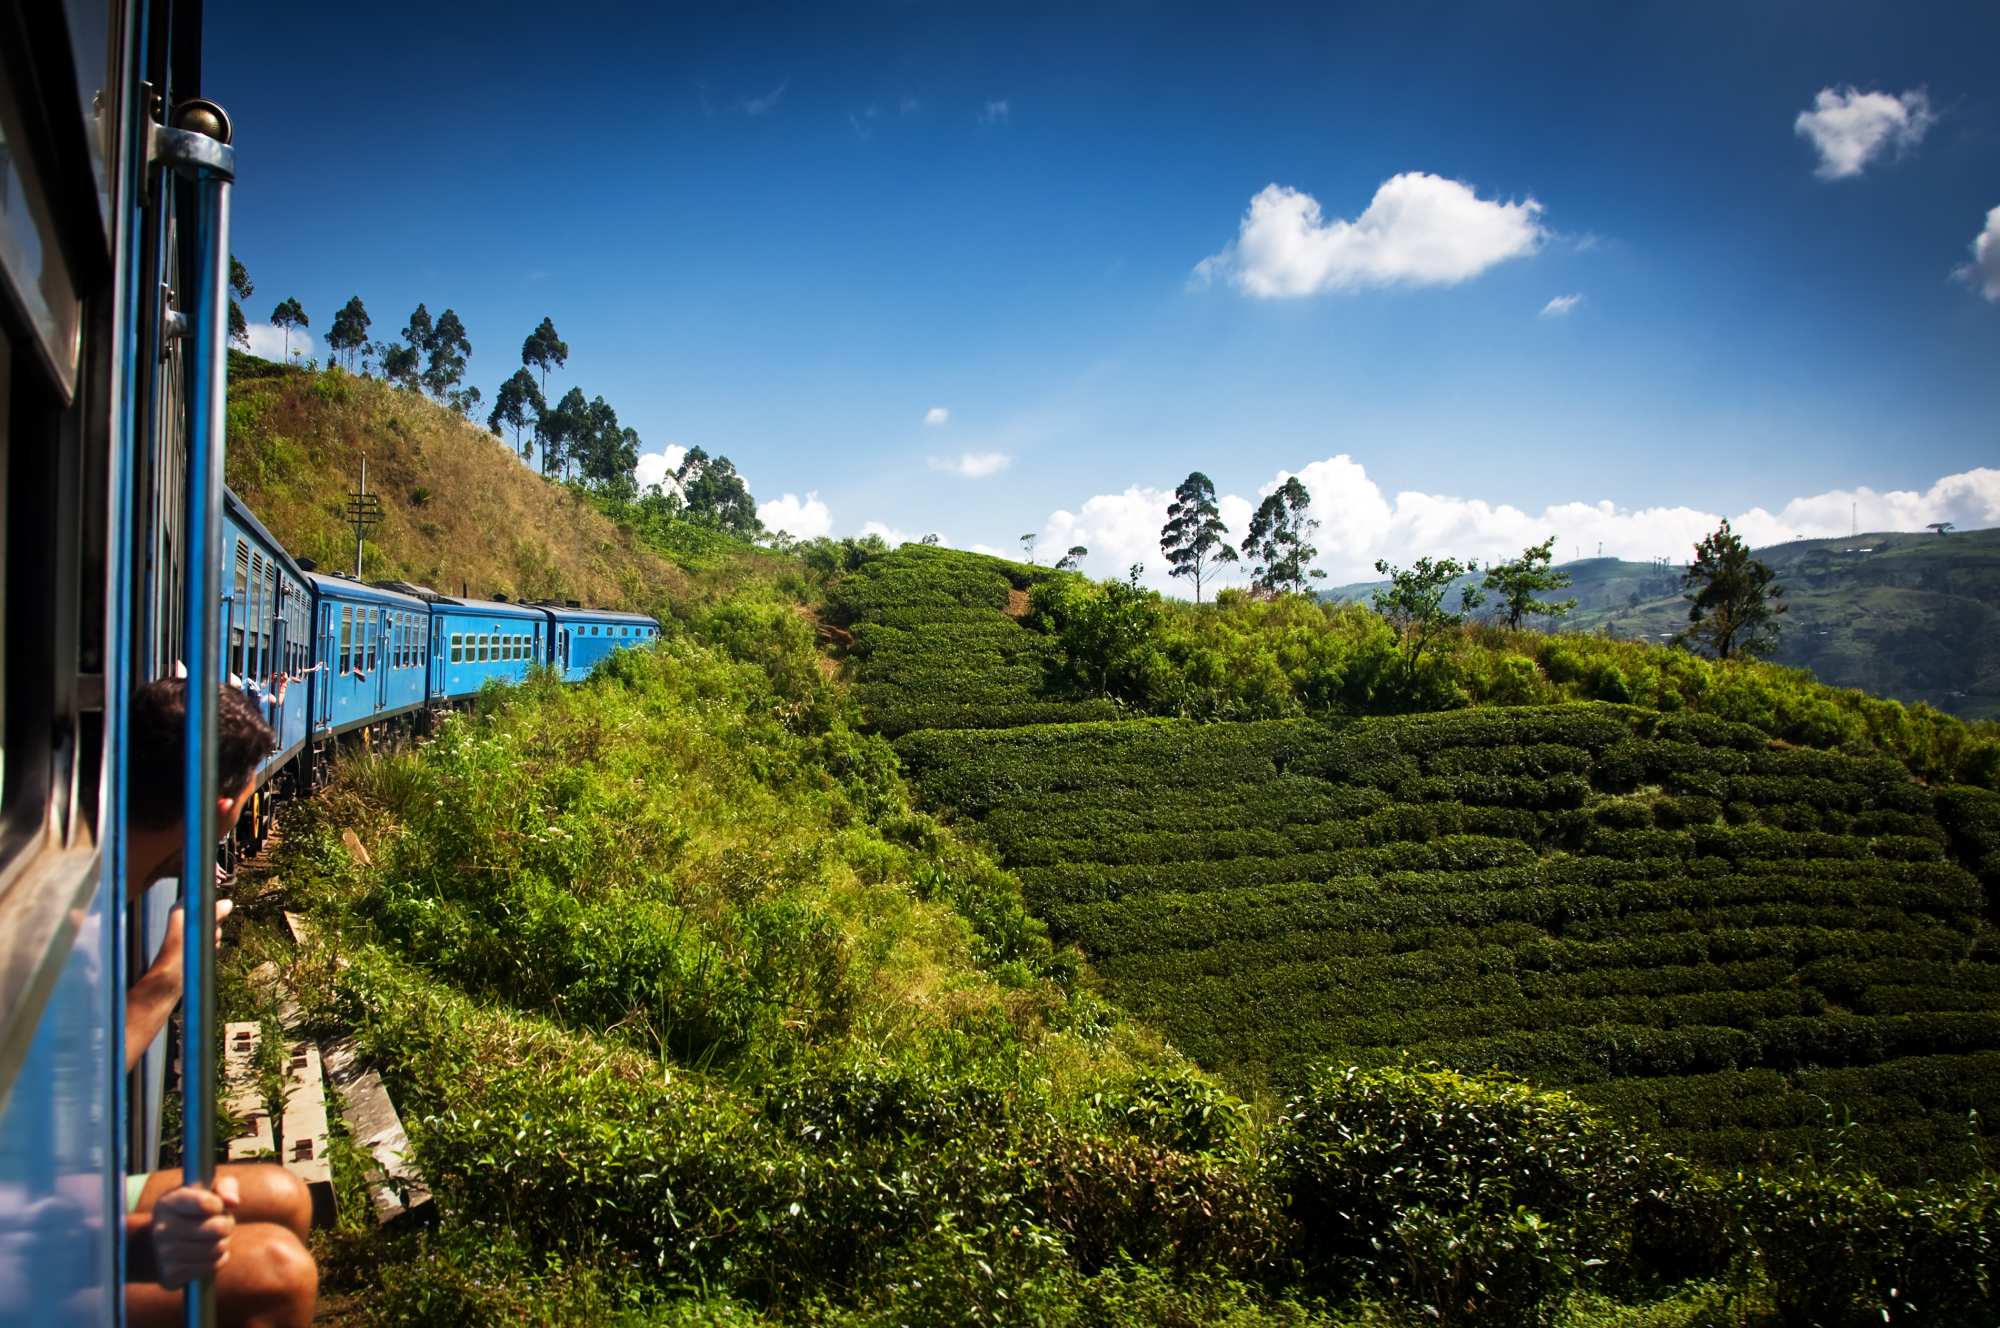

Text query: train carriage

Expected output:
[306,575,429,738]
[429,597,548,701]
[223,491,310,781]
[541,604,660,683]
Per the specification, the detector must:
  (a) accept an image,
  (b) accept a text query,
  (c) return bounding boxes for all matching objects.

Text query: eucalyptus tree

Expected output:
[1242,477,1322,595]
[1160,471,1239,603]
[268,296,308,361]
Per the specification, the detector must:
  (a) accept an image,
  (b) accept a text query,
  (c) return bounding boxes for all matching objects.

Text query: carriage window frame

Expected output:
[339,605,353,673]
[449,632,462,664]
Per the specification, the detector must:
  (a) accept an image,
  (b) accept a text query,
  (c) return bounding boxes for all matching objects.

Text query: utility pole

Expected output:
[345,454,384,578]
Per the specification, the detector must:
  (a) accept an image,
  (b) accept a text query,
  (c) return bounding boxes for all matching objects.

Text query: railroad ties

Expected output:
[223,903,433,1229]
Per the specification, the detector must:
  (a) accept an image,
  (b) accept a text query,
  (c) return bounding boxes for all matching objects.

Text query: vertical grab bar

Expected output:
[153,100,234,1328]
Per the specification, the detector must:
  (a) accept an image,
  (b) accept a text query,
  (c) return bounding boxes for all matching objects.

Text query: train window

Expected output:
[449,633,462,663]
[340,605,353,673]
[370,609,381,671]
[232,545,250,673]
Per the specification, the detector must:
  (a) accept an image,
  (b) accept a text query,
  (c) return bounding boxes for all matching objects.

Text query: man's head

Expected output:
[127,679,273,891]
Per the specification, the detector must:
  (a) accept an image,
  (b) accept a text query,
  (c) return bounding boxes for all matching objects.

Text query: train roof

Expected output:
[535,603,661,626]
[223,487,309,583]
[428,595,549,621]
[304,571,431,609]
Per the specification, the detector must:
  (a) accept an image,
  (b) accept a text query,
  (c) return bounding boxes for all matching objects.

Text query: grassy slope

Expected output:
[224,355,764,614]
[844,545,2000,1180]
[1325,530,2000,720]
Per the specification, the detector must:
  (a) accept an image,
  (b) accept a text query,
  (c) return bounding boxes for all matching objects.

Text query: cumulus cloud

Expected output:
[742,80,788,116]
[978,99,1010,125]
[1193,174,1546,298]
[242,322,317,364]
[928,450,1011,479]
[1794,86,1935,179]
[1039,458,2000,592]
[1954,205,2000,301]
[1540,293,1582,318]
[924,406,950,426]
[635,444,690,493]
[757,491,833,539]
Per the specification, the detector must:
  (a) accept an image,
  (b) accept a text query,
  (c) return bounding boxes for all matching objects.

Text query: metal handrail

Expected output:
[153,99,234,1328]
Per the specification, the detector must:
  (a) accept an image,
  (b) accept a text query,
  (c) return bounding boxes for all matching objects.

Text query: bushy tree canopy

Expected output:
[1161,471,1239,603]
[1482,536,1576,630]
[1679,518,1785,660]
[1243,477,1322,595]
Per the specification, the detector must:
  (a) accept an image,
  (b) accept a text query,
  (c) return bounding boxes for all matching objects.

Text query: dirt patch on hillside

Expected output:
[1005,588,1031,618]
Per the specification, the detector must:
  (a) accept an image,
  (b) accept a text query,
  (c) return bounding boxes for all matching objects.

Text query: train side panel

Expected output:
[544,608,660,683]
[306,575,429,737]
[430,600,547,700]
[223,494,311,782]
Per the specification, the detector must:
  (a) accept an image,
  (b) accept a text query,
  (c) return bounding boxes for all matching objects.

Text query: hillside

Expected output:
[224,354,776,615]
[1323,529,2000,720]
[840,544,2000,1181]
[218,370,2000,1325]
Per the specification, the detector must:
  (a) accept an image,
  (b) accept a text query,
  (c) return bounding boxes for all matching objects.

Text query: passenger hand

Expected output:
[149,1175,241,1289]
[150,899,235,980]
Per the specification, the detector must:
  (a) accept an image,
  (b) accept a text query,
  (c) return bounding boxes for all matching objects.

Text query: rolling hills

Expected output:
[1323,528,2000,720]
[841,543,2000,1182]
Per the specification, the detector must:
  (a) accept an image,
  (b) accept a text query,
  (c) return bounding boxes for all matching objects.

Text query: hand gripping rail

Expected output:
[152,98,234,1328]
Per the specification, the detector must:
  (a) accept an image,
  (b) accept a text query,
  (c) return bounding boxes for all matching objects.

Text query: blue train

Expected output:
[0,8,659,1321]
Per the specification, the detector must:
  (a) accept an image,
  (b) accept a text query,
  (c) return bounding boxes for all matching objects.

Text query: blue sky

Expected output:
[209,1,2000,586]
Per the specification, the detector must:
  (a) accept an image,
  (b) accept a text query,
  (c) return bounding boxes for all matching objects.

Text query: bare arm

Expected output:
[123,899,232,1074]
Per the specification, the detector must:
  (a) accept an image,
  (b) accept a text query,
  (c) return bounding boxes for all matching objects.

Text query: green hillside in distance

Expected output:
[841,542,2000,1181]
[1322,528,2000,720]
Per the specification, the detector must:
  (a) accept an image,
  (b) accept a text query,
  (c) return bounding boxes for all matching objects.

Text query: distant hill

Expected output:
[1321,528,2000,720]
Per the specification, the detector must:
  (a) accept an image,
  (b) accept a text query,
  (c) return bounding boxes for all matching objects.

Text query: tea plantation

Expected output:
[851,547,2000,1181]
[829,543,1123,735]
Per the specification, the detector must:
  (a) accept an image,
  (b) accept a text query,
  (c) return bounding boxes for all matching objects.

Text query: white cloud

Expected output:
[928,450,1011,479]
[1794,86,1935,180]
[1039,458,2000,592]
[742,80,788,116]
[1540,293,1583,318]
[1954,205,2000,301]
[635,444,690,493]
[923,406,950,426]
[758,490,833,539]
[861,520,929,547]
[242,322,318,364]
[979,99,1010,125]
[1194,174,1546,298]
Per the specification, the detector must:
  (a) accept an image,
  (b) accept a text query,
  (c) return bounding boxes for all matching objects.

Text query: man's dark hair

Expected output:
[128,679,274,830]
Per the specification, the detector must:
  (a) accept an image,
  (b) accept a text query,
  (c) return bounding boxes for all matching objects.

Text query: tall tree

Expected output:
[575,395,640,490]
[325,295,371,370]
[423,308,472,399]
[380,342,421,392]
[1019,533,1038,564]
[448,385,482,418]
[1678,519,1785,660]
[676,446,761,536]
[1242,477,1323,595]
[541,387,589,480]
[228,256,254,349]
[268,297,308,361]
[522,317,569,393]
[1054,545,1088,571]
[488,368,546,458]
[1482,536,1577,630]
[1373,555,1485,693]
[1160,470,1239,603]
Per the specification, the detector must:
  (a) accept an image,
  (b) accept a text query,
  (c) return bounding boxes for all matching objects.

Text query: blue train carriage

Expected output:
[223,491,312,791]
[306,574,431,740]
[540,603,663,682]
[429,596,551,701]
